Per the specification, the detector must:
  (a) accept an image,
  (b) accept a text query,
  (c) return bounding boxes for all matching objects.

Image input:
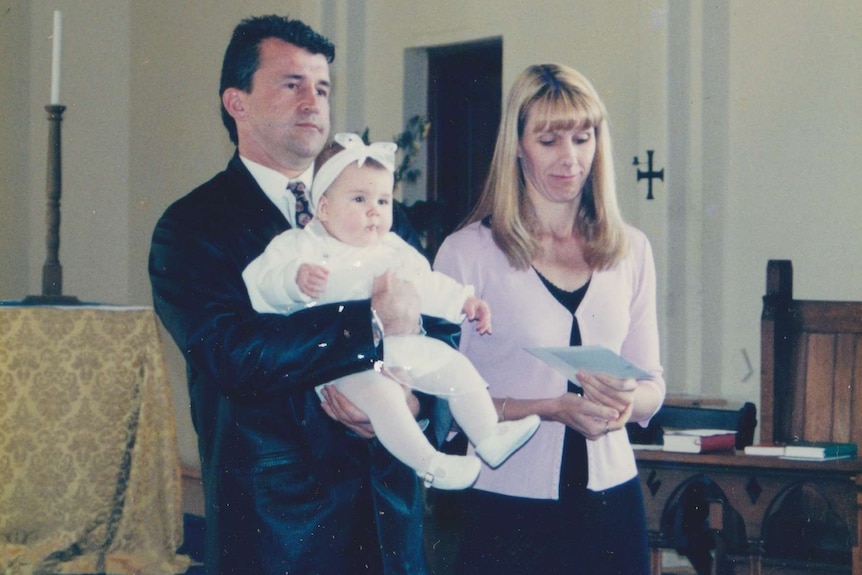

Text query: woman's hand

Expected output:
[576,371,637,415]
[549,392,633,440]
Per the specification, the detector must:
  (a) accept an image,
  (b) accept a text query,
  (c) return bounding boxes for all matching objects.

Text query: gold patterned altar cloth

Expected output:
[0,306,190,575]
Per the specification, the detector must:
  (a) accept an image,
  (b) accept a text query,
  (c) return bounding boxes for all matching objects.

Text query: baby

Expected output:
[243,133,539,489]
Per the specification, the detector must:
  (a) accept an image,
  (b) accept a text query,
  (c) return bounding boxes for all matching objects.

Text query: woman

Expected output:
[434,64,665,574]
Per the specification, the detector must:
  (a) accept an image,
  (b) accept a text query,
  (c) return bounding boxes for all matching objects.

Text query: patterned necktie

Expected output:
[288,180,313,228]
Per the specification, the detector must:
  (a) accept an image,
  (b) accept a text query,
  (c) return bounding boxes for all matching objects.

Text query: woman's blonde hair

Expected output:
[465,64,629,270]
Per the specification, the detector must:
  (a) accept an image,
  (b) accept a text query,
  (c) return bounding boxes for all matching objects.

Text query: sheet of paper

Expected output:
[526,345,651,380]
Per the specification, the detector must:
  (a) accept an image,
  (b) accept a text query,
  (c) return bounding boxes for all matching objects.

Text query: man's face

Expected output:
[230,38,331,176]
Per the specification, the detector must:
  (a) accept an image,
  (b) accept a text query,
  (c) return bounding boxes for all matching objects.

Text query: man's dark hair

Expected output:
[219,15,335,145]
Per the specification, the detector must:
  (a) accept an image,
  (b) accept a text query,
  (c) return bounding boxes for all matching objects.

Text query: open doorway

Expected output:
[418,38,502,258]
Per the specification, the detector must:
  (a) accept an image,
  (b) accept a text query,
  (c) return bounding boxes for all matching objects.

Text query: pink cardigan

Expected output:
[434,222,665,498]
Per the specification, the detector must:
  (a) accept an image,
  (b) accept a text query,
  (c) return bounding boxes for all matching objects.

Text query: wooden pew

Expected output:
[636,260,862,575]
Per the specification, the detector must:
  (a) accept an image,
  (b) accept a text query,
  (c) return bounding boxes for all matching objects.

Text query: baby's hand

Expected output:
[297,263,329,299]
[463,296,492,334]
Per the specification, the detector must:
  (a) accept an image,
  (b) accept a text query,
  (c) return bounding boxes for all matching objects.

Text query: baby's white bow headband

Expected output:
[310,132,397,211]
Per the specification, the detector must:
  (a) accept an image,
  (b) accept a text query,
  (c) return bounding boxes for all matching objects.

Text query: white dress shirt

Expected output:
[240,155,313,228]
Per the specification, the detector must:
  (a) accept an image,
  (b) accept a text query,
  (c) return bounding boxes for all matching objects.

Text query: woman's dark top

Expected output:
[535,270,590,494]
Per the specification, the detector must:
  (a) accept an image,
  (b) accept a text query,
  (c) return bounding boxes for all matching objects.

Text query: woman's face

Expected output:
[518,110,597,206]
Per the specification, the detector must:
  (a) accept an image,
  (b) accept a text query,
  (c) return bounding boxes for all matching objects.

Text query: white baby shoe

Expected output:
[420,452,482,490]
[475,414,541,468]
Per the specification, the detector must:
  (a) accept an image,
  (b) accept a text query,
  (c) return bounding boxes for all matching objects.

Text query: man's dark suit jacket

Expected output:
[149,152,458,575]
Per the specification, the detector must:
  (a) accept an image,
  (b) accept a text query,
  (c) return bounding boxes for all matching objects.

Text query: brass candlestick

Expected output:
[23,105,80,305]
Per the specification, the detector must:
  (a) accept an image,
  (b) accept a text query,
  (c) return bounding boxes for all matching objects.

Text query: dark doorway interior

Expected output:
[423,39,502,258]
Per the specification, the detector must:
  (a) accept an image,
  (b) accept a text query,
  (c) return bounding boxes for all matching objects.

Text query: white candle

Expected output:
[50,10,63,104]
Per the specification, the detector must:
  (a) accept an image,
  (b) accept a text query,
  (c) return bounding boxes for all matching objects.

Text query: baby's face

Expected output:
[316,163,394,247]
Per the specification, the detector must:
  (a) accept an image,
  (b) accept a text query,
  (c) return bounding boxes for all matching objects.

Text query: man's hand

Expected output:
[319,385,376,439]
[318,372,421,439]
[371,270,421,336]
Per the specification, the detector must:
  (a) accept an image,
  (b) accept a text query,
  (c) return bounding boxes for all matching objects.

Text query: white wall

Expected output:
[721,1,862,398]
[0,1,31,299]
[1,0,129,302]
[2,0,861,466]
[22,1,132,303]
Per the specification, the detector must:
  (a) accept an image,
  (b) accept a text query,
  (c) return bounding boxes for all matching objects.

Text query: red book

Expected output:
[662,429,736,454]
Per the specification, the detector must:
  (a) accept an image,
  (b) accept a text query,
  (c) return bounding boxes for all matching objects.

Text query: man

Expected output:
[149,15,454,575]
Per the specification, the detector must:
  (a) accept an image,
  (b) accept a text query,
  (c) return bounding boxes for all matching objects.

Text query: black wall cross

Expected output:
[633,150,664,200]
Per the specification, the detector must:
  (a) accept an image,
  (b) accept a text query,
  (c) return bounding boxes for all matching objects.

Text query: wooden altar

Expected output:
[635,449,862,574]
